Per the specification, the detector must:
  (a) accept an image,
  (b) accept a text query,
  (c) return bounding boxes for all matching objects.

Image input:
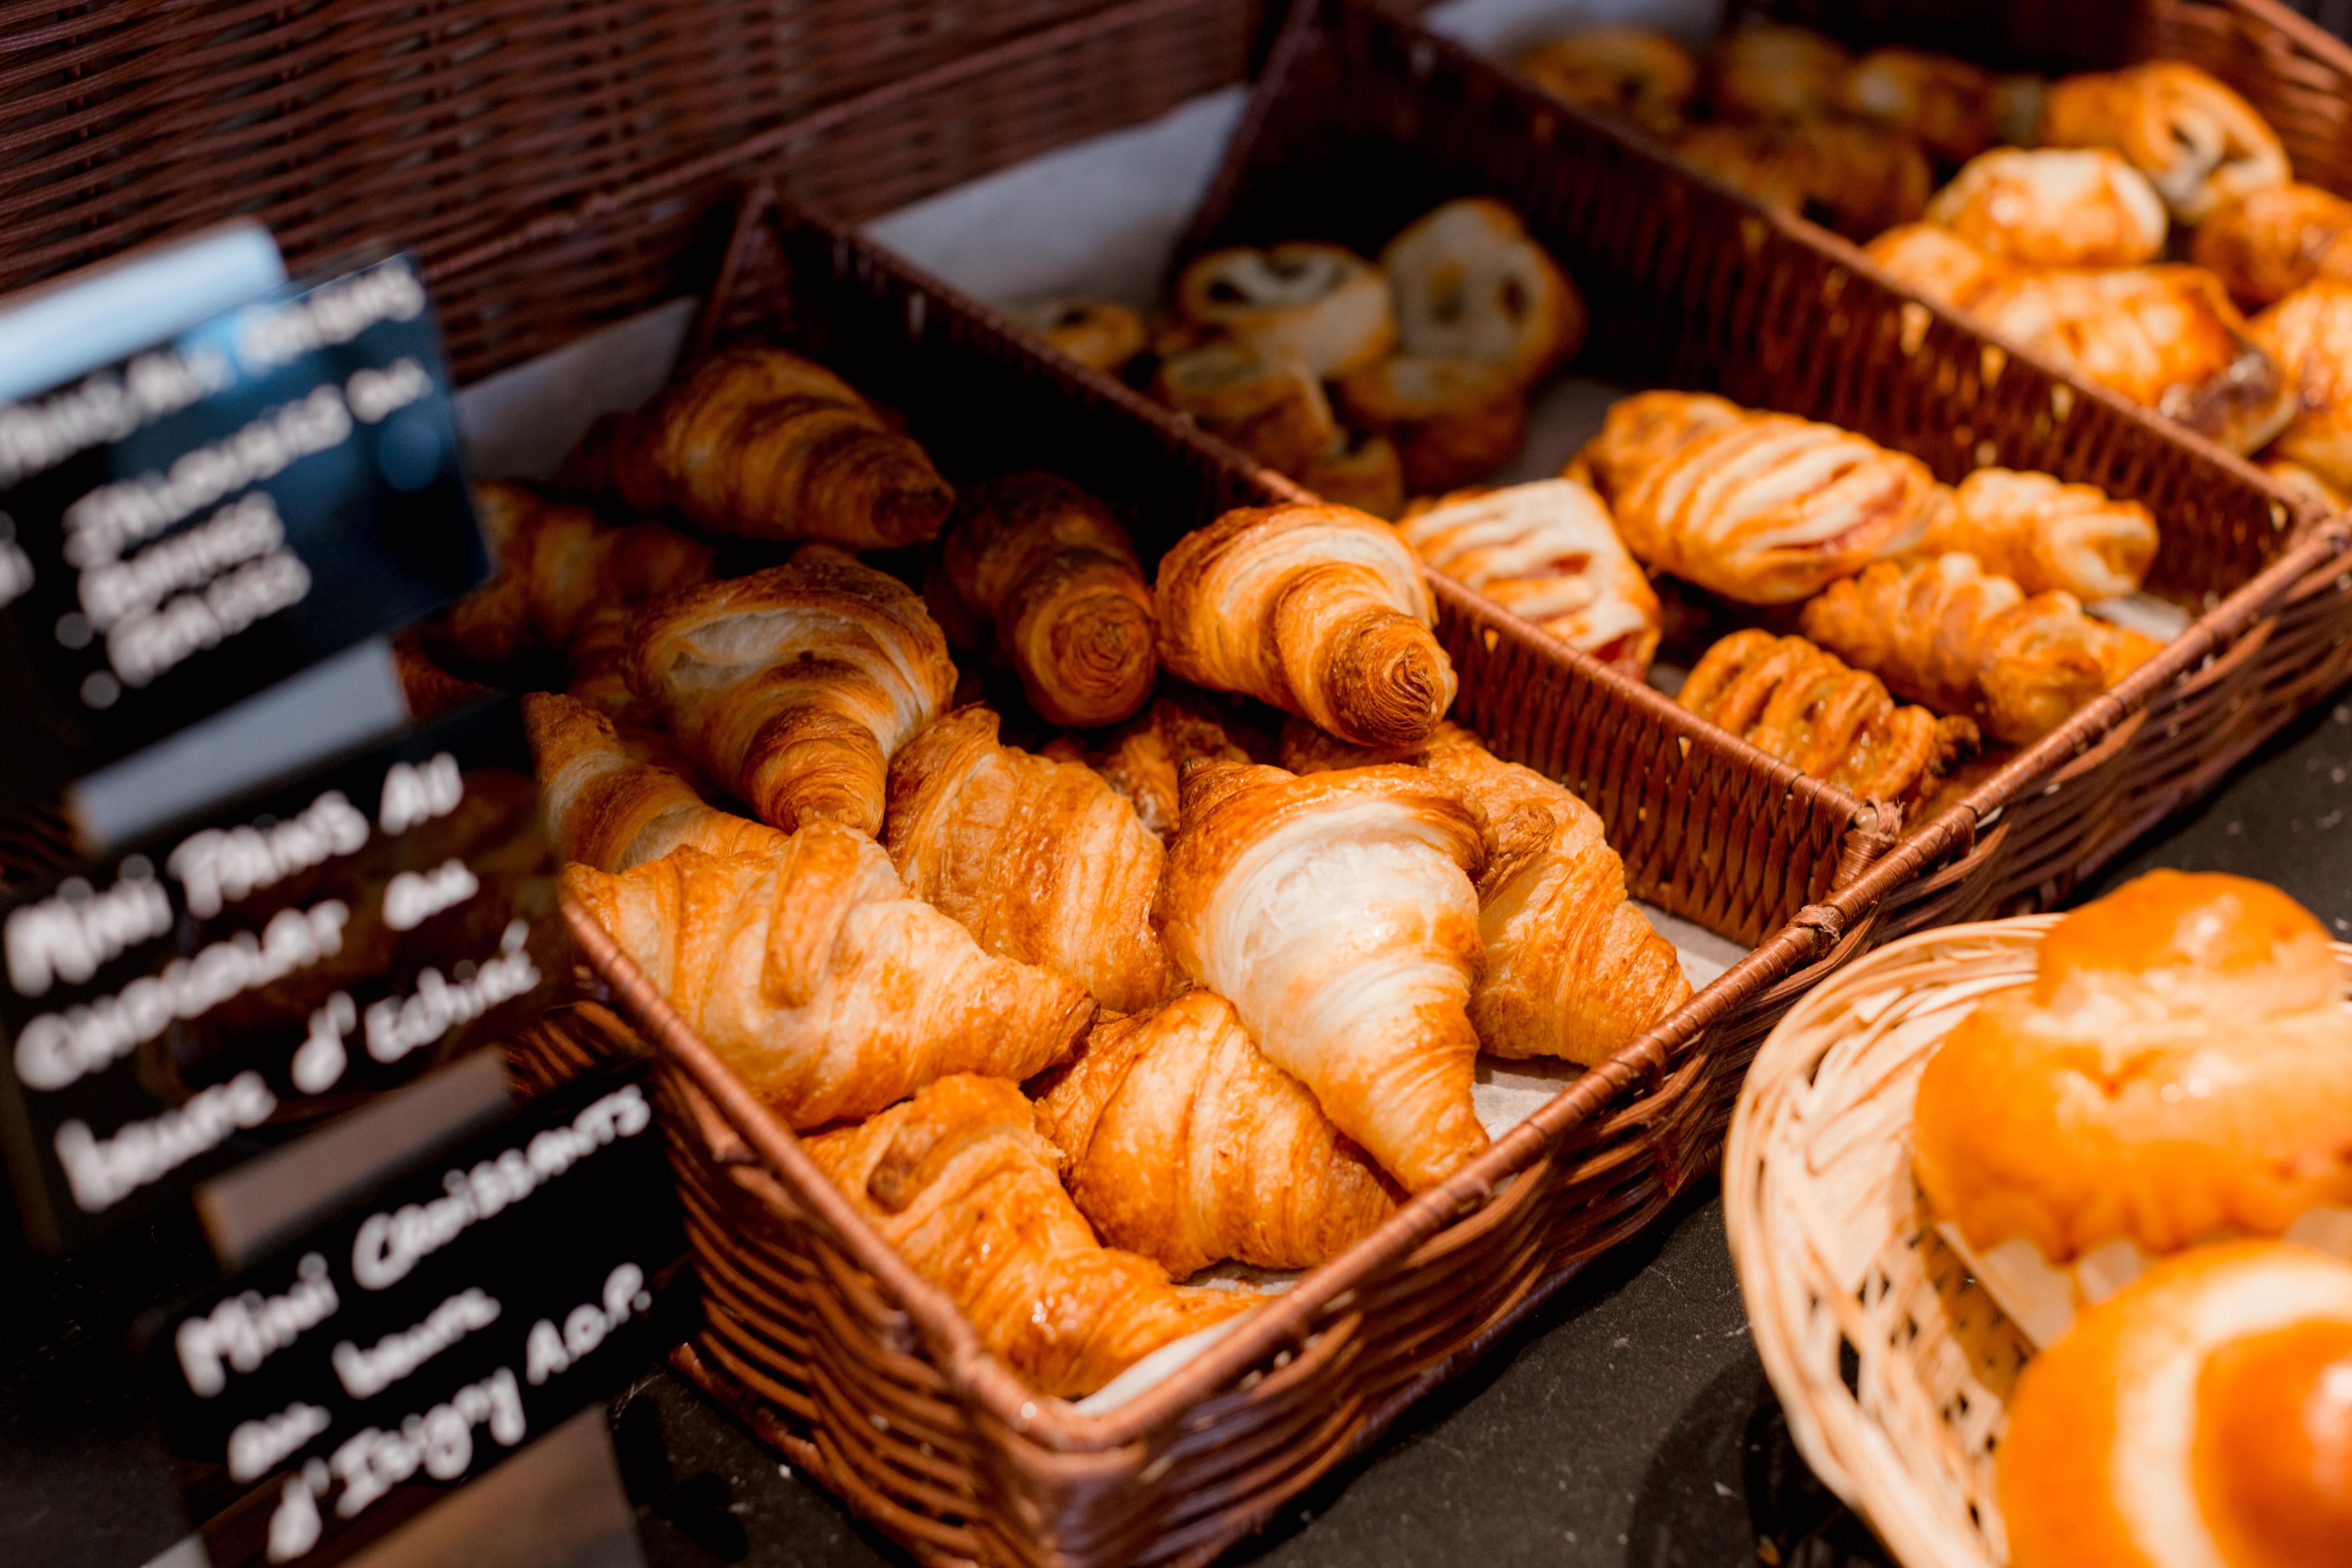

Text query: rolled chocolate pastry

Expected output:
[1173,241,1395,379]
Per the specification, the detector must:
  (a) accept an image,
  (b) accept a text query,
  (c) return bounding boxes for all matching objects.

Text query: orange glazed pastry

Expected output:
[1676,116,1931,240]
[1922,147,2168,270]
[2193,183,2352,308]
[2040,61,2289,224]
[1842,47,1998,165]
[1864,223,2011,307]
[1922,467,2158,601]
[2250,279,2352,496]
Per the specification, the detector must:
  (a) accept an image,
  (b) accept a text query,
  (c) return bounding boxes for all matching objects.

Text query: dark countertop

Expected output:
[10,697,2350,1568]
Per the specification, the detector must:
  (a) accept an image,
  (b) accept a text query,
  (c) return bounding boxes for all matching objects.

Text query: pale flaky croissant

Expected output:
[1800,554,2162,744]
[1155,502,1457,748]
[2250,279,2352,495]
[883,705,1178,1013]
[1396,478,1662,675]
[1922,467,2159,601]
[1157,759,1489,1191]
[803,1074,1253,1398]
[524,692,786,873]
[1173,241,1396,379]
[1577,391,1938,604]
[564,345,955,549]
[630,544,956,836]
[1282,722,1690,1065]
[926,472,1155,727]
[1922,147,2168,270]
[564,835,1092,1128]
[2040,61,2289,225]
[1033,991,1399,1278]
[1678,629,1979,807]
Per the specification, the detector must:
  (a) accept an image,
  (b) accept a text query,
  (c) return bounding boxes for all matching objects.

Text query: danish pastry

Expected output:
[1925,467,2159,601]
[2249,279,2352,494]
[1923,147,2168,269]
[1862,223,2010,307]
[2041,61,2290,224]
[2193,183,2352,308]
[1708,24,1849,122]
[1152,338,1339,475]
[1381,198,1584,388]
[1008,298,1148,374]
[1174,242,1396,379]
[1515,27,1698,138]
[1842,47,1997,165]
[1677,117,1931,240]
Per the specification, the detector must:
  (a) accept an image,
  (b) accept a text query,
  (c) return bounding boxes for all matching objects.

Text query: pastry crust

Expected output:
[1842,47,1998,165]
[392,629,496,724]
[1174,241,1396,379]
[2041,61,2290,224]
[1516,27,1698,138]
[1863,223,2011,307]
[2250,279,2352,495]
[525,691,787,872]
[1298,428,1407,520]
[1008,298,1147,373]
[1381,198,1584,388]
[1708,24,1850,122]
[1081,693,1254,842]
[1677,116,1931,240]
[1926,467,2159,601]
[2193,183,2352,309]
[1331,354,1528,494]
[1923,147,2168,270]
[1152,337,1339,475]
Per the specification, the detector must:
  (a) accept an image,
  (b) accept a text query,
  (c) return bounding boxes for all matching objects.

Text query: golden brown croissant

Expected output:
[1841,47,1996,165]
[1678,628,1979,806]
[564,604,657,728]
[1330,354,1528,494]
[1298,429,1406,521]
[1922,147,2168,269]
[1923,468,2159,600]
[2250,279,2352,495]
[1281,722,1690,1065]
[1382,199,1584,389]
[802,1074,1253,1397]
[2194,183,2352,309]
[1007,298,1147,373]
[1396,478,1662,675]
[1708,24,1849,121]
[1515,27,1698,139]
[1082,694,1254,842]
[2040,61,2289,224]
[1033,992,1398,1276]
[1677,116,1931,241]
[525,692,786,872]
[1172,242,1396,379]
[1863,223,2013,307]
[1151,337,1339,475]
[564,345,955,548]
[1799,554,2162,744]
[564,836,1092,1127]
[629,544,956,835]
[1154,502,1457,748]
[1156,759,1489,1191]
[883,705,1177,1013]
[1577,391,1938,604]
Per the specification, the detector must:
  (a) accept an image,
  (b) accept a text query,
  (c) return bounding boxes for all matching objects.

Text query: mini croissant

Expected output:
[564,835,1091,1128]
[1922,468,2158,601]
[1157,759,1489,1192]
[524,692,784,872]
[1033,992,1398,1277]
[803,1074,1253,1398]
[1155,502,1457,749]
[884,705,1178,1013]
[927,473,1156,728]
[1800,554,2162,745]
[630,544,956,836]
[1080,693,1255,842]
[564,345,955,548]
[1173,241,1396,379]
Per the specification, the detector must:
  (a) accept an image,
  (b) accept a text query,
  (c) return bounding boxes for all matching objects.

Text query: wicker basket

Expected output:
[1722,915,2352,1568]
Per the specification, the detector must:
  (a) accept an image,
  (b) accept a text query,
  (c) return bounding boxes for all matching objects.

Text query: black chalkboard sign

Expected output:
[0,699,560,1252]
[0,252,489,808]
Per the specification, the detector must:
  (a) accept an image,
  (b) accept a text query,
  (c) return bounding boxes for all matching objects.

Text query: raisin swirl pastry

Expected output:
[1174,241,1396,379]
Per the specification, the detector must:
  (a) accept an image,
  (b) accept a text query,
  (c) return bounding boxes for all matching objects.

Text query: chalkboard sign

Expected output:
[0,252,489,808]
[0,699,560,1251]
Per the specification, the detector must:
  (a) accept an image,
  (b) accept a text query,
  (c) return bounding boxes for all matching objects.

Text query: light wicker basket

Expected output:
[1722,913,2352,1568]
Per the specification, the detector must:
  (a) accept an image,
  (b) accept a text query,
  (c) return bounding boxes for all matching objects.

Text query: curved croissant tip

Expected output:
[1327,616,1457,748]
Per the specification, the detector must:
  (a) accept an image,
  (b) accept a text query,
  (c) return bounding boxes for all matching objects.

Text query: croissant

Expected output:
[2192,183,2352,308]
[1922,147,2167,270]
[1799,554,2162,744]
[1679,628,1980,806]
[1841,47,1996,165]
[1863,223,2012,308]
[883,705,1178,1013]
[565,604,658,728]
[431,481,716,671]
[803,1074,1253,1397]
[1282,722,1690,1065]
[1082,693,1254,841]
[1157,759,1488,1191]
[2249,280,2352,495]
[630,544,956,836]
[1152,338,1338,475]
[927,473,1156,727]
[392,628,496,723]
[1708,24,1849,121]
[1577,391,1938,604]
[1008,298,1147,373]
[2040,61,2288,224]
[1382,199,1583,388]
[1677,117,1931,241]
[564,836,1091,1127]
[1396,478,1662,675]
[563,345,955,549]
[1033,992,1398,1277]
[1173,242,1396,379]
[1331,355,1528,493]
[1155,502,1457,748]
[1298,429,1405,521]
[1922,468,2158,600]
[1515,27,1698,139]
[525,692,786,872]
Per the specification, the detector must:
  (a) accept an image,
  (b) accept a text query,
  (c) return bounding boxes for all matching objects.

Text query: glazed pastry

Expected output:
[1924,468,2159,601]
[1708,24,1849,121]
[629,544,957,836]
[1577,391,1938,604]
[524,692,786,873]
[1913,871,2352,1346]
[802,1074,1253,1398]
[1801,553,2160,744]
[1675,117,1931,241]
[1863,223,2011,307]
[1678,629,1979,807]
[1331,355,1528,493]
[1033,992,1398,1277]
[1008,298,1148,373]
[1923,147,2167,269]
[2193,183,2352,308]
[1381,198,1584,388]
[1282,722,1690,1066]
[1969,265,2297,455]
[1173,242,1396,379]
[1515,27,1698,138]
[927,472,1155,727]
[2041,61,2289,224]
[1396,478,1662,675]
[1998,1242,2352,1568]
[1158,760,1488,1191]
[1152,338,1339,474]
[563,345,955,549]
[883,706,1177,1013]
[2266,457,2350,515]
[1155,502,1455,748]
[392,629,497,723]
[1299,429,1406,521]
[565,837,1092,1127]
[1842,47,1996,165]
[1083,694,1254,842]
[2250,280,2352,494]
